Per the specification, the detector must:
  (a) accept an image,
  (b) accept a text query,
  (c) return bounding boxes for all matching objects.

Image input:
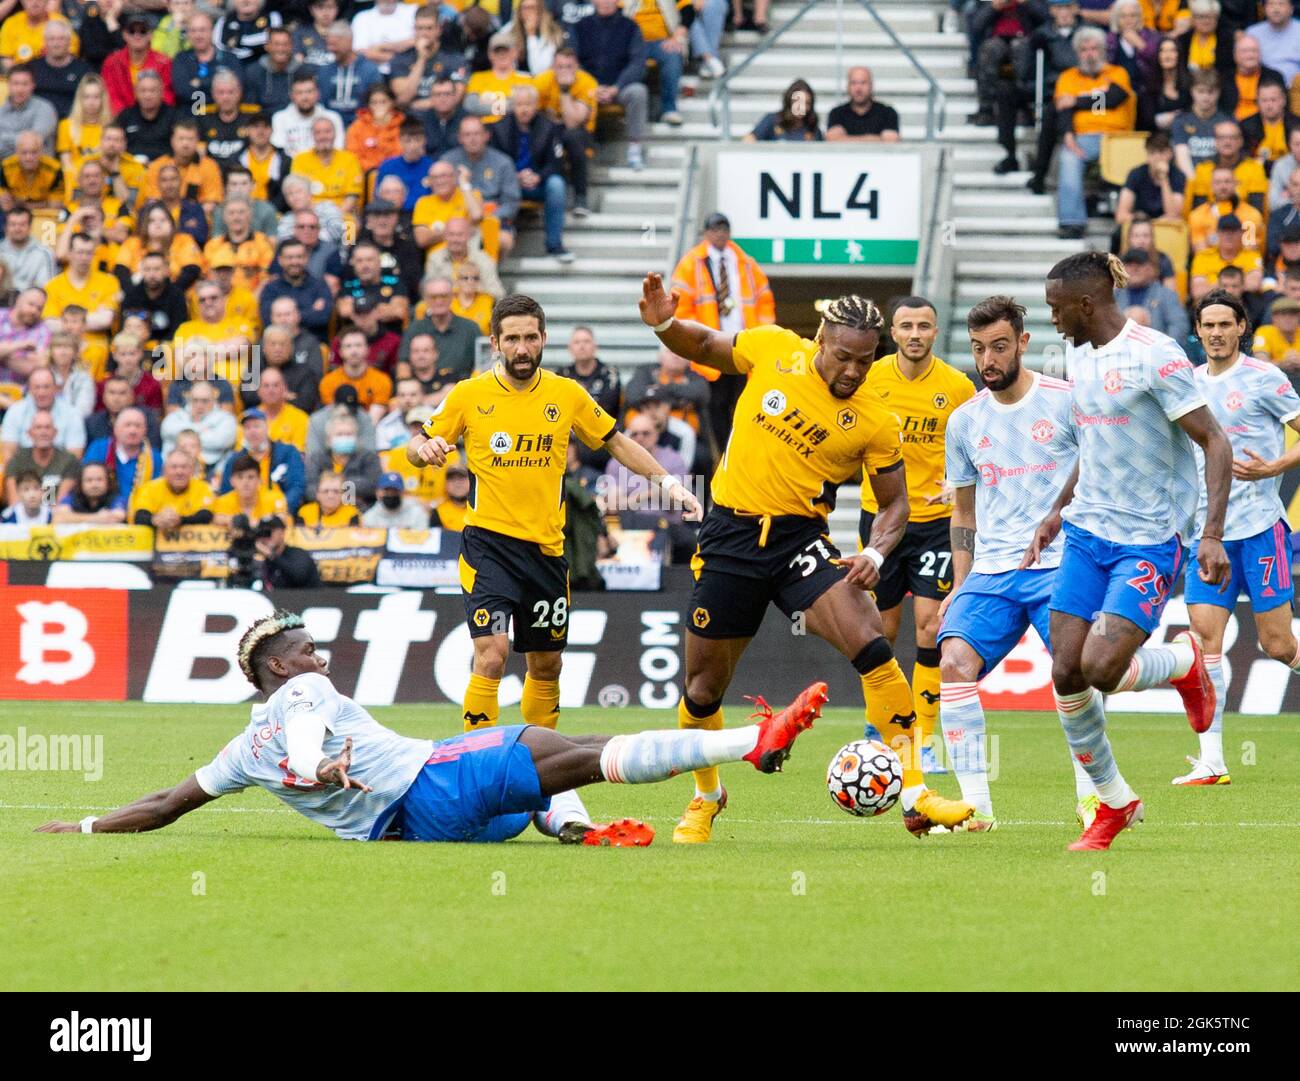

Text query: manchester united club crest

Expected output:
[1103,369,1123,395]
[1031,418,1055,444]
[1225,390,1245,411]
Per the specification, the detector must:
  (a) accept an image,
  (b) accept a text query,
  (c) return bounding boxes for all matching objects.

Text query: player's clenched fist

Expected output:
[1196,535,1231,592]
[416,435,452,467]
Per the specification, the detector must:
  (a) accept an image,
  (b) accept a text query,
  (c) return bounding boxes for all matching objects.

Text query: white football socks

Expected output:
[534,789,593,837]
[600,727,759,784]
[940,681,992,816]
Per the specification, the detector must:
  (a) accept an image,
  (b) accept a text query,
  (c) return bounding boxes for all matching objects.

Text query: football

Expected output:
[826,740,904,818]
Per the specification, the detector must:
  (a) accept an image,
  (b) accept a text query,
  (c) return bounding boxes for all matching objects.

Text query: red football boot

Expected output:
[574,819,655,847]
[1169,630,1216,734]
[1067,798,1144,851]
[742,681,829,773]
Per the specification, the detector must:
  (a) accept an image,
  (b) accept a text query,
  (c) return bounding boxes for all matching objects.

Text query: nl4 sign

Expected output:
[715,148,923,266]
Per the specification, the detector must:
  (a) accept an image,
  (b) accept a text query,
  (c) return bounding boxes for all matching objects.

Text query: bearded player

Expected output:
[409,295,703,734]
[36,612,825,845]
[1023,252,1232,851]
[860,297,975,774]
[640,272,987,842]
[1176,290,1300,786]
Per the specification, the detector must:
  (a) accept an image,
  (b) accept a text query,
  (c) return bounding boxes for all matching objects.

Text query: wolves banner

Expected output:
[153,525,235,579]
[0,525,153,562]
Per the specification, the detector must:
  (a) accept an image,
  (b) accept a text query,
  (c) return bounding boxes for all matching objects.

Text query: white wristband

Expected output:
[79,816,98,834]
[658,474,679,494]
[652,317,673,333]
[863,547,885,570]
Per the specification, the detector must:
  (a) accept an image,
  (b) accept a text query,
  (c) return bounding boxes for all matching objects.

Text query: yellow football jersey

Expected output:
[42,270,123,378]
[0,13,78,63]
[291,148,364,207]
[435,499,468,532]
[711,325,904,519]
[465,70,535,123]
[130,478,214,522]
[421,364,617,555]
[297,503,361,528]
[1252,324,1300,363]
[860,353,975,522]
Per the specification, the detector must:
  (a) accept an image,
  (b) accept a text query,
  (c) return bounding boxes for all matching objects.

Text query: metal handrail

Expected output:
[708,0,947,141]
[670,142,701,272]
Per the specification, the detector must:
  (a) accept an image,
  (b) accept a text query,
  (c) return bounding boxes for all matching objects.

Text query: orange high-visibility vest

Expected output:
[670,240,776,381]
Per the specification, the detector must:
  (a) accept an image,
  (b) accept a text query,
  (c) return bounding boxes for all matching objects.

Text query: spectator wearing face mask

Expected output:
[304,409,381,509]
[362,469,430,528]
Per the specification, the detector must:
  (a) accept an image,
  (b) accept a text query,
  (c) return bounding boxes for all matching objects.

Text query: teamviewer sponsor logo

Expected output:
[49,1013,151,1061]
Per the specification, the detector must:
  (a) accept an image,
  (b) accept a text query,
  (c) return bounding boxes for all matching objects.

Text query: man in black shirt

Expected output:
[28,19,91,118]
[358,198,424,300]
[216,0,283,65]
[557,325,621,469]
[824,67,900,142]
[122,251,191,349]
[256,517,321,589]
[201,71,260,166]
[119,71,179,161]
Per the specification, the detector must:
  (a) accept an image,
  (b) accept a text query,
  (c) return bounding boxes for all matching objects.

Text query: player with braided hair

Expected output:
[38,612,828,846]
[1020,250,1234,849]
[639,272,988,842]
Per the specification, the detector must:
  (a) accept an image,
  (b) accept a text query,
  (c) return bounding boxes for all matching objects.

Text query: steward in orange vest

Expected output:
[670,215,775,382]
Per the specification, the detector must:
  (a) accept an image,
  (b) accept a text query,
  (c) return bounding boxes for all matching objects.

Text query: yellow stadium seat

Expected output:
[1100,131,1150,187]
[1153,218,1191,300]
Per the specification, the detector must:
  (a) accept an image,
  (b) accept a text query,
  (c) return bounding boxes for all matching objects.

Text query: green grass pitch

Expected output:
[2,702,1296,991]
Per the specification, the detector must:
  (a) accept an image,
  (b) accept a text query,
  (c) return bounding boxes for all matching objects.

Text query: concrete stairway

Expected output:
[507,0,1084,378]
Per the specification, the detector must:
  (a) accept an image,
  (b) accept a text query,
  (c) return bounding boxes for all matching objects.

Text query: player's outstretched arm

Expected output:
[1177,404,1232,587]
[639,272,743,374]
[940,484,977,622]
[35,776,219,835]
[605,430,704,521]
[1020,461,1079,568]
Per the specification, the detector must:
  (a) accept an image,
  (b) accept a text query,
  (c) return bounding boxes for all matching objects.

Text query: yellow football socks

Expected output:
[912,652,941,765]
[678,696,724,799]
[462,673,501,731]
[521,676,560,728]
[861,658,924,790]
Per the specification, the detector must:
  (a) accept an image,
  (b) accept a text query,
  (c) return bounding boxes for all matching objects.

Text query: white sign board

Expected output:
[714,148,923,266]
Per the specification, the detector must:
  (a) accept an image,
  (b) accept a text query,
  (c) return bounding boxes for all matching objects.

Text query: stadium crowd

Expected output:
[958,0,1300,379]
[0,0,785,571]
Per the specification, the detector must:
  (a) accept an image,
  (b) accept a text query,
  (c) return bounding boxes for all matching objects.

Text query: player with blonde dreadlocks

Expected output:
[638,272,989,841]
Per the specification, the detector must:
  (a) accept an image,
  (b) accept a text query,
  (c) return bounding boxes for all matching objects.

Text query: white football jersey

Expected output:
[946,372,1078,573]
[1063,319,1205,545]
[195,673,433,841]
[1193,355,1300,541]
